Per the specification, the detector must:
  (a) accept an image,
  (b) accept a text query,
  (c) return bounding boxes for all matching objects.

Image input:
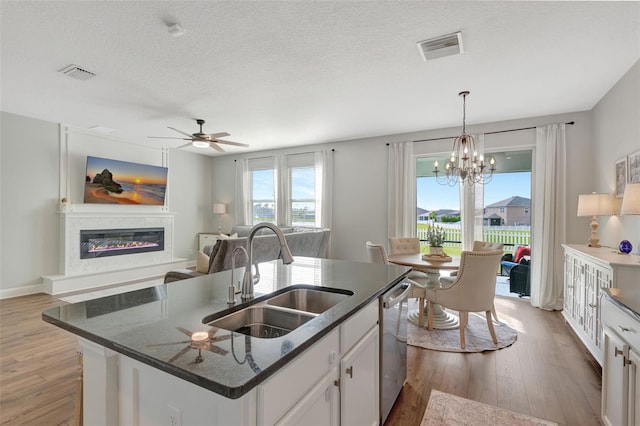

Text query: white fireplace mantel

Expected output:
[43,210,188,295]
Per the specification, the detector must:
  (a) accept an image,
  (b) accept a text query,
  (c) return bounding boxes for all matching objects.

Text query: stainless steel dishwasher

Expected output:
[379,280,411,424]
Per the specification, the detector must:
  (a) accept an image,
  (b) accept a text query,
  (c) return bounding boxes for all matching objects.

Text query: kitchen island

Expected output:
[43,257,410,426]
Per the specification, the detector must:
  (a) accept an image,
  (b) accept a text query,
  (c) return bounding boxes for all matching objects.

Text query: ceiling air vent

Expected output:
[58,64,96,81]
[416,32,463,61]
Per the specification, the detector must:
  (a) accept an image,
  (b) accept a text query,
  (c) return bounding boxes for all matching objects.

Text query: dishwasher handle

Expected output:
[383,282,412,309]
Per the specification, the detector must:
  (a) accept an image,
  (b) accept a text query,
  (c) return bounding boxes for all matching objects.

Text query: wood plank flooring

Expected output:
[385,296,602,426]
[0,293,601,425]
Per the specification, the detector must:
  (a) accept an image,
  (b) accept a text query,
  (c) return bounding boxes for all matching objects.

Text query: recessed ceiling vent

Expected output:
[416,32,463,61]
[58,64,96,81]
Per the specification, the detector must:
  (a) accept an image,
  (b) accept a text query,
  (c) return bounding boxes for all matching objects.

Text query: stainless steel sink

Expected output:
[208,306,315,339]
[205,286,353,339]
[266,288,352,314]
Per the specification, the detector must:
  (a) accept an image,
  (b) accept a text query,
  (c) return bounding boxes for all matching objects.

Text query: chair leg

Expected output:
[486,310,498,344]
[418,297,425,328]
[491,304,499,322]
[427,301,434,330]
[459,311,467,349]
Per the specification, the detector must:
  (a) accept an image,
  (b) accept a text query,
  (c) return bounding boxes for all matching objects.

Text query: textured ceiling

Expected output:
[1,1,639,155]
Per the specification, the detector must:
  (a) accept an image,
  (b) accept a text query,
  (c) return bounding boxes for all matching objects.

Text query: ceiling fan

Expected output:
[149,119,249,152]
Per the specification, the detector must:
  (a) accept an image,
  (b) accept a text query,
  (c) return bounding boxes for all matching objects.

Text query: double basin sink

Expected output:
[203,286,353,339]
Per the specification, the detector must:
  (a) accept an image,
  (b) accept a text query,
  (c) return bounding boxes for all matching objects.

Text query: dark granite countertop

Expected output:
[601,288,640,322]
[43,257,410,399]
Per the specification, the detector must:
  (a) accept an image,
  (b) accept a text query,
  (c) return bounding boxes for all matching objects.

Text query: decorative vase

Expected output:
[429,246,444,256]
[619,240,632,254]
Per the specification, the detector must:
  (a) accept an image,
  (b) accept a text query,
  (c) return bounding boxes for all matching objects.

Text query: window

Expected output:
[248,157,277,225]
[500,207,505,213]
[286,153,318,227]
[243,152,331,228]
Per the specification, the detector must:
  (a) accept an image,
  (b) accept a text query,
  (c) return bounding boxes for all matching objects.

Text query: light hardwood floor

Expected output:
[0,293,601,425]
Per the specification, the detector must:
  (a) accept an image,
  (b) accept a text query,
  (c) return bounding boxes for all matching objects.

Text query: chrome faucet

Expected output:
[241,222,294,301]
[228,246,248,305]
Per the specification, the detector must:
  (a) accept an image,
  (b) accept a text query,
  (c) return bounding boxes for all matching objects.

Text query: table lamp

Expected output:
[620,183,640,215]
[577,192,614,247]
[213,203,227,233]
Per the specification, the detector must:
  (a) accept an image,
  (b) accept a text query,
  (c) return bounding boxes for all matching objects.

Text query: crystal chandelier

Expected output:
[433,91,496,186]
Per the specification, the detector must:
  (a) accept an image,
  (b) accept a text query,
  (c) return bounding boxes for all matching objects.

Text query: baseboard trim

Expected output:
[0,283,45,299]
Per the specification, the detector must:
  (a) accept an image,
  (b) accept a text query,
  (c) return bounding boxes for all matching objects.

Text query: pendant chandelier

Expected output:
[433,91,496,186]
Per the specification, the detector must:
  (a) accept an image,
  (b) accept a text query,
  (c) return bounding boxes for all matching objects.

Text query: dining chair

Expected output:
[366,241,428,327]
[441,240,503,322]
[425,249,504,349]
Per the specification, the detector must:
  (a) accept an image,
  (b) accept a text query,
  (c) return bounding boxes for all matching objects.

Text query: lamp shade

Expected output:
[577,193,614,216]
[213,203,227,214]
[621,183,640,215]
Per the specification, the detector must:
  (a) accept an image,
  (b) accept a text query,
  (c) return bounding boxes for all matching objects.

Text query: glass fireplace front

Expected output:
[80,227,165,259]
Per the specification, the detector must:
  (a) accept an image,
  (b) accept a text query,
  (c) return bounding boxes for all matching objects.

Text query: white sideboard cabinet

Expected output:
[601,293,640,426]
[562,244,640,365]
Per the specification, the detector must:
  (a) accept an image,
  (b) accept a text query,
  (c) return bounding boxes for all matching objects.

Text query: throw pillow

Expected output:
[218,233,238,240]
[515,246,531,263]
[195,250,210,273]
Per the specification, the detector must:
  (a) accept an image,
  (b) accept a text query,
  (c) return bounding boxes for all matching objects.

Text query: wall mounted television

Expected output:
[84,156,168,205]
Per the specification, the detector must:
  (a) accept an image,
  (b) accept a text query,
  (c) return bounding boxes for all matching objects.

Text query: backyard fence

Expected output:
[416,224,531,252]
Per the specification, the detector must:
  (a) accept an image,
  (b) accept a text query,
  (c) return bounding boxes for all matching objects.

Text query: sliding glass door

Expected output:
[415,149,532,255]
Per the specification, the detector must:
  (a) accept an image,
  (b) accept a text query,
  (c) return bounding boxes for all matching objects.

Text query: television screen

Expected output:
[84,156,168,205]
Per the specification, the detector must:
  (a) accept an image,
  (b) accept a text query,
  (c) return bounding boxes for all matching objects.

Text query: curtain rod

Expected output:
[410,121,575,143]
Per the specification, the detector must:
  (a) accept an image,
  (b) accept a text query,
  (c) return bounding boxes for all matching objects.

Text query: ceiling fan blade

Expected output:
[213,139,250,148]
[168,345,192,364]
[148,136,192,140]
[210,143,225,153]
[147,340,190,347]
[176,142,194,149]
[176,326,193,337]
[205,132,230,139]
[168,126,196,139]
[206,345,229,356]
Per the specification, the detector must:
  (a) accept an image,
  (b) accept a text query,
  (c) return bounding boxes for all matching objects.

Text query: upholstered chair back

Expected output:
[388,237,421,256]
[472,241,504,252]
[428,250,503,312]
[365,241,389,264]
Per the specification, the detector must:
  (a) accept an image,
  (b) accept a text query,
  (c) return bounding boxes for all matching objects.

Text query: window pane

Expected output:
[252,169,275,224]
[290,166,316,227]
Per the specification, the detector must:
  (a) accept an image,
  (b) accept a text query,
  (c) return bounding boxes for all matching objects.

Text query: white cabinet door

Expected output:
[629,348,639,426]
[340,325,379,426]
[276,367,339,426]
[602,328,630,426]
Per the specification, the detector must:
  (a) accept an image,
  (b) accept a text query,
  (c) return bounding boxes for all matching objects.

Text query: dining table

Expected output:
[388,253,461,330]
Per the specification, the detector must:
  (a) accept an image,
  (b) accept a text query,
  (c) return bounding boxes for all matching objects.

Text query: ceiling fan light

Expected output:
[192,141,209,149]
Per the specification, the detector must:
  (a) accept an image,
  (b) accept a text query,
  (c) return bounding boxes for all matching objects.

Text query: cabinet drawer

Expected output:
[340,300,378,354]
[258,328,339,426]
[601,296,640,350]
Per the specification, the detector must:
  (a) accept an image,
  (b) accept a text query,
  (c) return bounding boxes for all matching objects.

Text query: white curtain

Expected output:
[459,134,485,250]
[531,123,566,310]
[388,142,416,238]
[315,150,334,229]
[235,158,252,225]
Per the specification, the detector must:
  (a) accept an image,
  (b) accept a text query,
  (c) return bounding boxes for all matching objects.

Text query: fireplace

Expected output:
[80,227,165,259]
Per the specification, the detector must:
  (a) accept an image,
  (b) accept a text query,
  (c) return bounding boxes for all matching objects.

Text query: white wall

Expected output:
[1,112,60,295]
[592,60,640,253]
[0,111,213,296]
[210,110,593,263]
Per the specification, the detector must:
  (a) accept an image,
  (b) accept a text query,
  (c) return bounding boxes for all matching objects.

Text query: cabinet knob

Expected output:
[617,326,630,333]
[614,347,624,357]
[588,303,597,308]
[346,366,353,378]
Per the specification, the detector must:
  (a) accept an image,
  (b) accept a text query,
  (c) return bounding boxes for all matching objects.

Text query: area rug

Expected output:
[407,306,517,353]
[422,390,557,425]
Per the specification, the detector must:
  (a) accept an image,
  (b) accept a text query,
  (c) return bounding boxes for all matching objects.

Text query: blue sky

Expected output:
[417,172,532,211]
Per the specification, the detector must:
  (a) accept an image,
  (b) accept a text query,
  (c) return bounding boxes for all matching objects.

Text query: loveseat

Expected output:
[164,225,331,283]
